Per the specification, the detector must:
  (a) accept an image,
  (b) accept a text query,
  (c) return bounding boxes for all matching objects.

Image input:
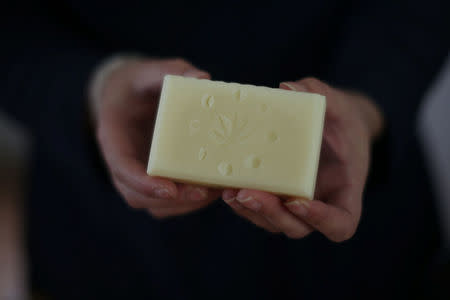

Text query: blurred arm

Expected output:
[326,0,450,181]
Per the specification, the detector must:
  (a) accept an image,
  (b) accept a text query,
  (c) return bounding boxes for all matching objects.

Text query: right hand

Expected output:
[89,58,221,218]
[222,78,384,241]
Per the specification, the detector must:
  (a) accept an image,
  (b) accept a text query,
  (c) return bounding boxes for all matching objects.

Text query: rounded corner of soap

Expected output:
[292,185,314,202]
[146,162,156,176]
[147,163,166,178]
[316,94,327,105]
[146,167,153,176]
[163,74,180,86]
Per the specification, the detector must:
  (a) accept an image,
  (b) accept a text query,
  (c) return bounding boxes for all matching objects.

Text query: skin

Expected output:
[91,58,384,241]
[222,79,384,242]
[92,58,221,218]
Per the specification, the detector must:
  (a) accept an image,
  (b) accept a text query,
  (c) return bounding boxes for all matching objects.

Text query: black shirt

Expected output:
[1,0,449,299]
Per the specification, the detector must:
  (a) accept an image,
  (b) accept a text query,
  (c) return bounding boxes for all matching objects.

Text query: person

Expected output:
[1,0,449,299]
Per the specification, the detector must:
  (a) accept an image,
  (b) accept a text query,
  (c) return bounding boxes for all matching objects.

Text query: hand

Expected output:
[222,78,384,242]
[90,58,221,218]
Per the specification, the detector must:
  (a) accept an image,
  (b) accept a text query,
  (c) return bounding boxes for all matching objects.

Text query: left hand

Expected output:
[222,77,384,242]
[90,58,221,219]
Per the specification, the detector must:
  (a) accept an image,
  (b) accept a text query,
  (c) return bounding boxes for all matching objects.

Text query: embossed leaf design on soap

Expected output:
[209,112,252,145]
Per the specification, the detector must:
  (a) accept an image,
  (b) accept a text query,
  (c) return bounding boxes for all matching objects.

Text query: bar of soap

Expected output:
[147,75,326,199]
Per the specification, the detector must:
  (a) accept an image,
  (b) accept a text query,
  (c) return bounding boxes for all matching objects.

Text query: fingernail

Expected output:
[236,194,252,202]
[236,195,261,211]
[285,199,309,217]
[154,188,171,199]
[223,189,237,201]
[188,187,207,201]
[285,200,301,207]
[184,69,209,79]
[280,82,308,92]
[223,197,235,204]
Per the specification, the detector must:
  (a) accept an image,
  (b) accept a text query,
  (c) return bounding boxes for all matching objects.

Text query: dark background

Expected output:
[1,0,450,299]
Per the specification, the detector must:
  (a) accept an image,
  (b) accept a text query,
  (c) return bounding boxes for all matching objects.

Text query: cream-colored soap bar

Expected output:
[147,75,326,199]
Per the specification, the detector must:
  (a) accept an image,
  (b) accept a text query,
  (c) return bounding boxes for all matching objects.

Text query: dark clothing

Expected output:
[1,0,449,299]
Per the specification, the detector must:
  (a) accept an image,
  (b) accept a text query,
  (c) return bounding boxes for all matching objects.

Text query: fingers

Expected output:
[284,189,361,242]
[112,157,221,208]
[149,197,216,219]
[223,189,313,239]
[133,58,211,94]
[280,77,332,96]
[280,79,348,125]
[222,189,280,232]
[98,120,178,198]
[113,158,177,200]
[222,189,239,203]
[177,184,222,204]
[110,159,177,204]
[278,77,367,243]
[96,57,217,218]
[148,186,221,218]
[114,179,172,208]
[183,68,211,79]
[314,160,351,199]
[177,184,209,201]
[280,78,336,117]
[105,146,215,206]
[228,200,281,233]
[114,169,220,214]
[98,109,216,208]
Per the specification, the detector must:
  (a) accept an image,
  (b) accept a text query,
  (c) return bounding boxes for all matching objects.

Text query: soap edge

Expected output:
[305,95,327,200]
[148,75,326,199]
[164,74,325,98]
[148,167,316,199]
[147,75,171,175]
